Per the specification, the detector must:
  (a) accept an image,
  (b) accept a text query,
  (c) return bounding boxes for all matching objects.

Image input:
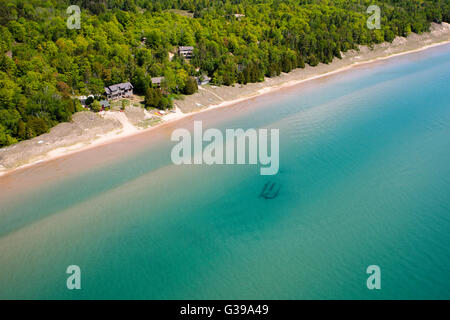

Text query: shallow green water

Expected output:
[1,45,449,299]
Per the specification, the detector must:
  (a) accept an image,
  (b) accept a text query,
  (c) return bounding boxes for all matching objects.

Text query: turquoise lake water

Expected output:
[0,44,449,299]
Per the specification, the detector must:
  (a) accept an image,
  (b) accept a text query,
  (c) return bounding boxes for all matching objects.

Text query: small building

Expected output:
[99,100,110,109]
[234,13,245,19]
[77,95,94,107]
[105,82,133,100]
[77,95,88,106]
[197,75,211,86]
[178,46,194,59]
[151,77,165,88]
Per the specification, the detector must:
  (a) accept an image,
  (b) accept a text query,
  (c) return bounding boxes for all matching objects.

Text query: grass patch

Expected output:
[168,9,194,18]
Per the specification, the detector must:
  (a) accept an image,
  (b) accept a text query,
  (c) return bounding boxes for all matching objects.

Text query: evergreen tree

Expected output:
[183,77,198,95]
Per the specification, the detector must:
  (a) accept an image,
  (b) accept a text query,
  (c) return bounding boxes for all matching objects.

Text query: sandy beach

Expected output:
[0,22,449,177]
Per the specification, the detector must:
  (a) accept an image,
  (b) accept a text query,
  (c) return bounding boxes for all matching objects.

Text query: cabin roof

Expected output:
[197,75,211,84]
[151,77,164,84]
[178,46,194,51]
[99,100,110,107]
[105,82,133,94]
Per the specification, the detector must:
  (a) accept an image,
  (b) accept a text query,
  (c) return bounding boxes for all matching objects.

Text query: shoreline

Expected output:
[1,23,449,178]
[200,39,450,110]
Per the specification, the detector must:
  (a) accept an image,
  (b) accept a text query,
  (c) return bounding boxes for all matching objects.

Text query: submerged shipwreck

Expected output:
[259,182,281,200]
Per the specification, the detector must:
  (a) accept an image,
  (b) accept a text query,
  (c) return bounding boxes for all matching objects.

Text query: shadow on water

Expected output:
[259,181,281,199]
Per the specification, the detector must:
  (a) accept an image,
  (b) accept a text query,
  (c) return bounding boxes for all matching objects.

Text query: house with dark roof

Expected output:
[99,100,110,109]
[178,46,194,59]
[105,82,134,100]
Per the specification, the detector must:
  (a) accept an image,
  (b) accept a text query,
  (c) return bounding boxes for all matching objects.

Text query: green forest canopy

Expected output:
[0,0,449,146]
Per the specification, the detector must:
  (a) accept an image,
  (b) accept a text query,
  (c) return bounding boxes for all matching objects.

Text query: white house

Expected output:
[178,46,194,59]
